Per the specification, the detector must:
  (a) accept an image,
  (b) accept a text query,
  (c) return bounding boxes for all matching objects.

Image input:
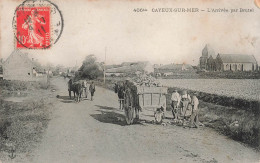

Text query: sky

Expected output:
[1,0,260,67]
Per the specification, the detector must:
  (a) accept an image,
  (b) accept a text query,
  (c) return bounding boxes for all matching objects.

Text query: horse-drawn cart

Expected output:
[123,84,168,125]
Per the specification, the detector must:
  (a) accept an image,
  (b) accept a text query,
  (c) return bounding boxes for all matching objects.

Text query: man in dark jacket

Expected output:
[89,81,95,101]
[68,78,73,99]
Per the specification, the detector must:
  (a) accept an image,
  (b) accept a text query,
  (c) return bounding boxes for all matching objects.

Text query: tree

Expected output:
[79,55,103,80]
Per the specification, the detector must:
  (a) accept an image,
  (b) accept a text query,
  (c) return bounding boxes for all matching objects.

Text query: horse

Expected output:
[68,80,83,102]
[123,84,140,125]
[73,82,83,102]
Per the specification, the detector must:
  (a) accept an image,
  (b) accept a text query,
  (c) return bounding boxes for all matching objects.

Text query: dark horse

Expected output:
[123,86,140,125]
[68,80,83,102]
[123,81,140,125]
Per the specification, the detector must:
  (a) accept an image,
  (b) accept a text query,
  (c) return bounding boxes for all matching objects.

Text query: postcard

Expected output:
[0,0,259,162]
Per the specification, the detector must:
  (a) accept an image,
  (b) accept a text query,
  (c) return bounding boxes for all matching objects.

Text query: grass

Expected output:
[199,102,260,148]
[0,79,55,158]
[166,88,260,149]
[197,71,260,79]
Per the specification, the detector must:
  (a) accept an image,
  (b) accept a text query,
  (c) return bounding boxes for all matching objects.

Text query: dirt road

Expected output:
[14,77,259,163]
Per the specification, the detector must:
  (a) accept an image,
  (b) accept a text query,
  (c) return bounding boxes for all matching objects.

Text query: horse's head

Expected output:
[114,83,118,93]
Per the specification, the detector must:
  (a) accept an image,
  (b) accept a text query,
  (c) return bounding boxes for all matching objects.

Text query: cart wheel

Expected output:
[125,108,131,125]
[125,106,134,125]
[130,109,134,124]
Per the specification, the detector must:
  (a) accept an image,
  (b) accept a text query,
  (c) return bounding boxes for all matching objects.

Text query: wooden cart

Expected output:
[136,86,168,123]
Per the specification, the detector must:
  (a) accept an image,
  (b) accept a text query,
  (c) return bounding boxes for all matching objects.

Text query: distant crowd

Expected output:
[171,90,204,128]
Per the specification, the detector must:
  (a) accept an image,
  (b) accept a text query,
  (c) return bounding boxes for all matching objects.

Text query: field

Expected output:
[159,79,260,101]
[100,78,260,148]
[0,79,55,159]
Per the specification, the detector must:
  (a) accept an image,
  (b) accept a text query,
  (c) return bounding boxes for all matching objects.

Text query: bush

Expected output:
[78,55,103,80]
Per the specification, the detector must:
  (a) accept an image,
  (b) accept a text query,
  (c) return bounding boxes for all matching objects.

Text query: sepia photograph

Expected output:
[0,0,260,162]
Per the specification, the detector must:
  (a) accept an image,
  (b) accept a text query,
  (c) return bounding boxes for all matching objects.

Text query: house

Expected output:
[199,44,258,71]
[215,54,258,71]
[3,50,47,81]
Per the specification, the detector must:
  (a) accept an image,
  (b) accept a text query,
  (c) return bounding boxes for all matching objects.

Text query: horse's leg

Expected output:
[69,90,71,99]
[135,107,139,120]
[76,93,79,102]
[80,92,83,101]
[125,108,131,125]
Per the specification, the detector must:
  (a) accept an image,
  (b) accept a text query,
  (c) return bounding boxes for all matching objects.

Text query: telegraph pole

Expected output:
[104,47,107,84]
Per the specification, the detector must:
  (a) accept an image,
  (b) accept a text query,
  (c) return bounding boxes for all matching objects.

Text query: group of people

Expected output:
[68,79,96,101]
[82,80,96,101]
[171,90,201,128]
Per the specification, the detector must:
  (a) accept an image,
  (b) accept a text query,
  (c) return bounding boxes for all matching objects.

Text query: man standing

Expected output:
[82,80,88,99]
[180,90,191,119]
[171,90,181,120]
[68,78,73,99]
[89,81,95,101]
[190,93,200,128]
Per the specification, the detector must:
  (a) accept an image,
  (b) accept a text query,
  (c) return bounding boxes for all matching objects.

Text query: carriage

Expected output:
[122,83,168,125]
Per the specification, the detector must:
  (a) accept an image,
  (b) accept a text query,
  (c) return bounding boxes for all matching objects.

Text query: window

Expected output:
[226,64,229,70]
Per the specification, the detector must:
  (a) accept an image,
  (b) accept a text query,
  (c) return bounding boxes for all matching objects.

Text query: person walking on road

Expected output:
[190,93,200,128]
[89,81,95,101]
[82,80,88,99]
[171,90,181,120]
[68,78,73,99]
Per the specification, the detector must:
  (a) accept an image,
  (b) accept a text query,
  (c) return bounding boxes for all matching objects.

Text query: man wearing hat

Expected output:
[82,80,88,99]
[190,92,200,128]
[171,89,181,120]
[89,81,95,101]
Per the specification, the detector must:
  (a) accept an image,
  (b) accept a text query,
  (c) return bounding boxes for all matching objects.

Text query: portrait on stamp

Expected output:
[16,7,50,49]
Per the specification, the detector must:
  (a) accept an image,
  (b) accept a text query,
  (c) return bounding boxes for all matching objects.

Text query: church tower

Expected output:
[199,44,215,70]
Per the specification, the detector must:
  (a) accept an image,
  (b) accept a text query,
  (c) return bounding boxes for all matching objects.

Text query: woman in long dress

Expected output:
[22,9,46,47]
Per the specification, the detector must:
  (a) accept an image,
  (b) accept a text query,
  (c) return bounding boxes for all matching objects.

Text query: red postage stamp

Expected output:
[16,7,51,49]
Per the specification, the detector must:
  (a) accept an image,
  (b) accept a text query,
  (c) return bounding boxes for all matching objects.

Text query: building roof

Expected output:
[218,54,257,63]
[4,50,44,72]
[202,44,216,58]
[106,62,150,73]
[157,63,193,70]
[106,66,130,73]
